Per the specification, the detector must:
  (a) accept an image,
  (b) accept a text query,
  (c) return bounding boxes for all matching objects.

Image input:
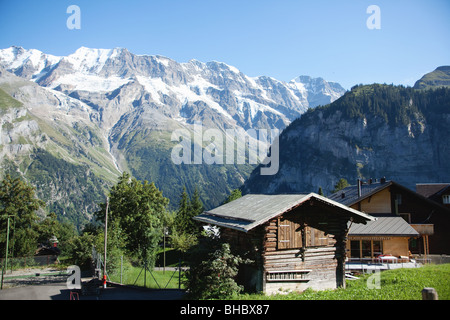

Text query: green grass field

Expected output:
[108,266,186,290]
[236,264,450,300]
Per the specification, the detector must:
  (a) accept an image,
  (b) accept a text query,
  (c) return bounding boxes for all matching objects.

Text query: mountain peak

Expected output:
[65,47,124,73]
[0,46,60,79]
[414,65,450,90]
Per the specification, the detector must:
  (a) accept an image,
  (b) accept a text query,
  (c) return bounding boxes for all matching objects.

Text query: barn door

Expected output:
[278,217,302,249]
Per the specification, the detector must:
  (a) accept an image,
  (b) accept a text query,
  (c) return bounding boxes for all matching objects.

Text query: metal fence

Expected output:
[414,254,450,265]
[91,246,185,290]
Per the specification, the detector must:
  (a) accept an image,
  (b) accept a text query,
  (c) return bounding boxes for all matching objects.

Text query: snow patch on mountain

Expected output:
[63,47,120,74]
[51,73,132,92]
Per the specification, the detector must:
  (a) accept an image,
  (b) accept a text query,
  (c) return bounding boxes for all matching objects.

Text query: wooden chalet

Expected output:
[194,193,374,295]
[328,179,450,261]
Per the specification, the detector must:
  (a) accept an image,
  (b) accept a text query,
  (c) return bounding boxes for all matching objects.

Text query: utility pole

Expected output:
[163,225,166,274]
[103,197,109,289]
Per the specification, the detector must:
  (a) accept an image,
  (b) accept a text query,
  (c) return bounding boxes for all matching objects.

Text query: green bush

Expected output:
[185,237,252,300]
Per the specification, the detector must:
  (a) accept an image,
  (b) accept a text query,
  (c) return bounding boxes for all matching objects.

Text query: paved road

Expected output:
[0,267,186,300]
[0,282,186,300]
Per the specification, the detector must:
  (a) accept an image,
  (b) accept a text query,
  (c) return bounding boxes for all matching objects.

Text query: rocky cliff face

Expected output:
[243,84,450,195]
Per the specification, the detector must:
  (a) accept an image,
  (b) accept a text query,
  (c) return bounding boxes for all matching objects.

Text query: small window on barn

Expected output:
[443,195,450,204]
[278,218,302,250]
[305,227,330,247]
[278,218,330,249]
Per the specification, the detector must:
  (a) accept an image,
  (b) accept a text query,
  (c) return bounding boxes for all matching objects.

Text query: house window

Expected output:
[361,240,372,258]
[350,240,383,259]
[350,240,360,258]
[396,194,402,205]
[373,240,383,257]
[443,195,450,204]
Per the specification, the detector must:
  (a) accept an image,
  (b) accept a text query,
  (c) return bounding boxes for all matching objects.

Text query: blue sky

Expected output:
[0,0,449,89]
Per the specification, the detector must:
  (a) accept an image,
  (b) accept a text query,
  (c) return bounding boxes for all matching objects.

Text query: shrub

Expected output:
[185,237,251,300]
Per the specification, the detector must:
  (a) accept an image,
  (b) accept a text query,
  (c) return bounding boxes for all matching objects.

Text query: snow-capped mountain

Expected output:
[0,46,345,130]
[0,46,346,226]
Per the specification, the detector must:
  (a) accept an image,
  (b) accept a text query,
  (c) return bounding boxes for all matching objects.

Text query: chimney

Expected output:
[357,179,362,198]
[381,177,386,183]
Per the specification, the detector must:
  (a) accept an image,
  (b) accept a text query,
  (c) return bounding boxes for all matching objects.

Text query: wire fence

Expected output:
[91,246,186,290]
[0,255,59,271]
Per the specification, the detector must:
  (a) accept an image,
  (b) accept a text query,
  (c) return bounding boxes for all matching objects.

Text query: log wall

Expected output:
[221,199,352,294]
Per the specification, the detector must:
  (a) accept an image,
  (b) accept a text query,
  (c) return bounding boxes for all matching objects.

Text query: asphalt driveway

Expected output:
[0,282,186,300]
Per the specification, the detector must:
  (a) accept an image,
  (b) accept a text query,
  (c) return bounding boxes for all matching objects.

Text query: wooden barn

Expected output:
[194,193,374,294]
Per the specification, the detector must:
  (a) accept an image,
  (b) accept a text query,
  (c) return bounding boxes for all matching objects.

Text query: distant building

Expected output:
[416,183,450,209]
[328,179,450,257]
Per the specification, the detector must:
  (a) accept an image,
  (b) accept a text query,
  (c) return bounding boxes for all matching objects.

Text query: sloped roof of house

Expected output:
[348,215,419,237]
[328,179,450,213]
[327,180,391,207]
[416,183,450,198]
[194,193,375,233]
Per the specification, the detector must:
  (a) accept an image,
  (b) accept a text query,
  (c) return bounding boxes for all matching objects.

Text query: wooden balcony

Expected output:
[410,224,434,236]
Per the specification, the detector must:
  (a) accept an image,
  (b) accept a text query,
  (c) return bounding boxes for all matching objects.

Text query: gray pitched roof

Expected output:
[328,179,450,213]
[349,215,419,237]
[194,193,375,232]
[327,180,392,207]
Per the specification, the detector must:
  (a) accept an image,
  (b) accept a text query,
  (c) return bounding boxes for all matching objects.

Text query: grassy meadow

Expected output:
[236,263,450,300]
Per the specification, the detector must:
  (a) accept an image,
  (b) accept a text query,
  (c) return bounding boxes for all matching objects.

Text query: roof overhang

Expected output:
[194,193,375,233]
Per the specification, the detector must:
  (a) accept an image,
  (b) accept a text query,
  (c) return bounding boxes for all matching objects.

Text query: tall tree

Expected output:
[174,187,190,234]
[0,175,45,257]
[95,172,169,266]
[175,187,203,237]
[188,188,204,236]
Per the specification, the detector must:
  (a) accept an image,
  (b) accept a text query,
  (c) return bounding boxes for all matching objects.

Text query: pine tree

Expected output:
[332,178,350,193]
[175,187,190,234]
[187,188,203,236]
[223,189,242,204]
[318,187,324,196]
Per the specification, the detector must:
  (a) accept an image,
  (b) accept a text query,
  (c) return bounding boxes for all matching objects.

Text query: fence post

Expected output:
[178,259,181,290]
[422,287,438,300]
